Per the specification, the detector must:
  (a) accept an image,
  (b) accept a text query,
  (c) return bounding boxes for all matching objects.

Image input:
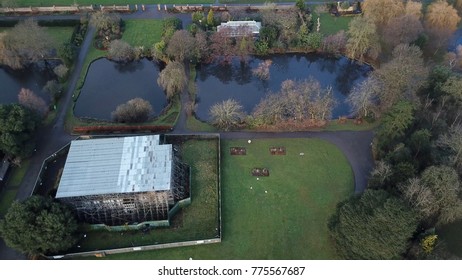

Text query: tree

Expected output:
[373,44,428,111]
[0,19,53,69]
[405,0,423,19]
[437,124,462,170]
[53,64,69,80]
[425,0,461,52]
[207,9,214,26]
[58,42,76,67]
[111,98,153,123]
[368,160,393,189]
[322,30,347,54]
[166,30,196,62]
[209,99,245,131]
[377,101,415,141]
[209,28,236,63]
[329,189,419,259]
[362,0,405,25]
[108,40,135,62]
[194,30,209,63]
[157,61,187,99]
[90,11,121,49]
[383,14,423,50]
[401,165,462,225]
[295,0,306,12]
[18,88,48,117]
[0,104,39,157]
[346,17,381,62]
[425,0,460,32]
[43,80,63,103]
[0,196,78,257]
[347,77,380,118]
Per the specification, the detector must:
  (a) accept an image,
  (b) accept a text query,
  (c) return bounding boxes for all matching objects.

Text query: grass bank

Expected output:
[97,138,353,259]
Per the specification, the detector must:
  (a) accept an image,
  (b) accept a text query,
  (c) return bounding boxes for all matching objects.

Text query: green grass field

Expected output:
[121,19,163,49]
[97,138,353,259]
[14,0,213,6]
[316,13,352,36]
[46,26,74,48]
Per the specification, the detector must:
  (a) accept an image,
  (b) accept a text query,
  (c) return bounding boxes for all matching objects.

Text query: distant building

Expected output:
[217,20,262,37]
[55,135,190,228]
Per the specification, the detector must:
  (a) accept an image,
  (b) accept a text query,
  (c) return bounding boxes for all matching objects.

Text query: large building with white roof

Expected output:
[55,135,190,227]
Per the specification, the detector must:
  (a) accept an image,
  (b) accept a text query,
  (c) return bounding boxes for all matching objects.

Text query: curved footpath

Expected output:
[0,7,374,259]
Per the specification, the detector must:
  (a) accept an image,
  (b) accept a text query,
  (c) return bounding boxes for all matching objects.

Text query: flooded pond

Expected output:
[0,64,54,105]
[74,58,168,121]
[195,54,371,121]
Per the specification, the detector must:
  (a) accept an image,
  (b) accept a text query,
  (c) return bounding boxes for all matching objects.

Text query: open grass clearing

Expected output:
[67,136,219,253]
[122,19,163,49]
[0,26,74,50]
[316,12,352,36]
[90,138,353,259]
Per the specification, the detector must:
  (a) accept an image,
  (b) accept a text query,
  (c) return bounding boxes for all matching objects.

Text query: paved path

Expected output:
[0,6,374,259]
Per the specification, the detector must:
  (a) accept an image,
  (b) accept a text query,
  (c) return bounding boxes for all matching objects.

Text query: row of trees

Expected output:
[346,0,461,62]
[208,78,336,131]
[328,0,462,260]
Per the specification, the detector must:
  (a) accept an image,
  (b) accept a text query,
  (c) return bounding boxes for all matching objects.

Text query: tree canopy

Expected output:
[0,104,39,157]
[0,196,78,257]
[346,16,381,62]
[0,19,53,69]
[157,61,187,99]
[329,189,419,259]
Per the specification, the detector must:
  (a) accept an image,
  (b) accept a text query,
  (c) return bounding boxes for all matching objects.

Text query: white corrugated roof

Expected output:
[56,135,173,198]
[217,21,261,35]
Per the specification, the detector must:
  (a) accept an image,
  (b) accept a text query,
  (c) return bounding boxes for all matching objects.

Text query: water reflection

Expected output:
[74,58,167,121]
[195,54,371,121]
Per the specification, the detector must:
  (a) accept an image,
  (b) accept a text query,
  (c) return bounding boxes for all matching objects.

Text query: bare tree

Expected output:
[373,44,428,112]
[383,14,423,50]
[53,64,69,79]
[209,28,236,64]
[401,165,462,225]
[194,30,209,63]
[437,124,462,168]
[322,30,347,54]
[108,40,135,62]
[209,99,245,131]
[347,77,381,118]
[252,60,272,80]
[362,0,405,25]
[166,30,196,62]
[111,98,153,123]
[0,19,53,69]
[157,61,187,99]
[18,88,48,117]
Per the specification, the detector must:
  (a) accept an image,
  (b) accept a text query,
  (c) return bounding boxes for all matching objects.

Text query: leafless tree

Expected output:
[18,88,48,117]
[111,98,153,123]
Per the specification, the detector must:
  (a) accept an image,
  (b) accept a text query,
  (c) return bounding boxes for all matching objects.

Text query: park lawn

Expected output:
[15,0,213,6]
[71,137,219,252]
[99,138,353,259]
[316,12,352,36]
[122,19,163,49]
[46,26,74,48]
